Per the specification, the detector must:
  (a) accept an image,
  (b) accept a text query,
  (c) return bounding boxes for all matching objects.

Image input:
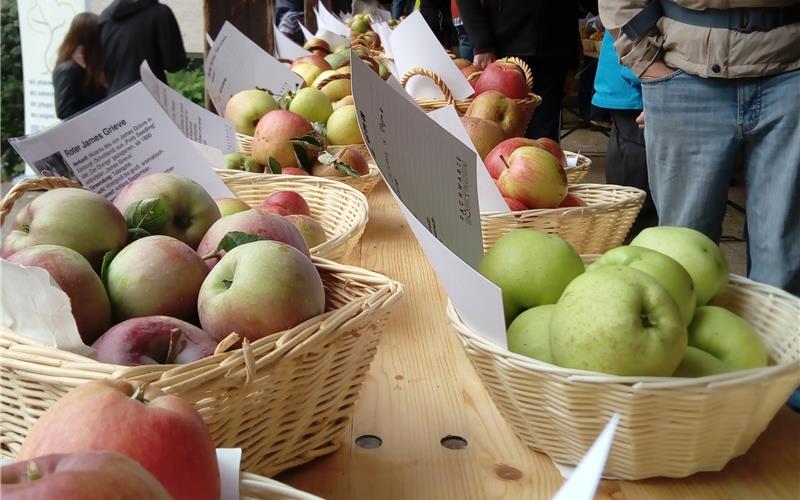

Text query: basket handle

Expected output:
[313,72,351,91]
[0,177,82,226]
[399,67,455,103]
[497,56,534,89]
[304,43,330,55]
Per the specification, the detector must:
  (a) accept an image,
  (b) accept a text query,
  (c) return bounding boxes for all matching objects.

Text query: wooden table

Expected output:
[278,182,800,499]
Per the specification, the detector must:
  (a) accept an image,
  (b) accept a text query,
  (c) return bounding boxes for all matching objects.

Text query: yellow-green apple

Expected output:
[550,266,688,376]
[474,60,530,99]
[484,137,540,178]
[250,110,314,168]
[536,137,567,167]
[113,173,221,249]
[260,190,311,216]
[460,116,506,160]
[6,245,111,344]
[588,245,697,325]
[673,346,729,377]
[687,305,768,371]
[1,452,171,500]
[506,304,555,363]
[288,87,334,124]
[292,54,331,71]
[333,94,355,110]
[282,167,311,175]
[351,18,369,34]
[291,62,324,87]
[630,226,730,306]
[479,229,584,323]
[18,379,220,500]
[286,214,327,248]
[558,193,585,207]
[196,209,310,267]
[2,188,127,269]
[303,38,331,57]
[324,52,349,70]
[215,197,250,217]
[198,240,325,341]
[377,61,391,80]
[336,65,352,75]
[223,88,279,136]
[312,70,352,101]
[224,152,264,173]
[498,146,568,208]
[465,90,526,138]
[326,105,363,145]
[106,235,209,321]
[92,316,218,366]
[503,196,528,211]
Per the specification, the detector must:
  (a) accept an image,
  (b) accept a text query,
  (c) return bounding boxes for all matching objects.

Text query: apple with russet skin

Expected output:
[292,54,331,71]
[503,197,528,211]
[465,90,526,138]
[6,245,111,344]
[2,188,127,270]
[291,63,324,87]
[558,193,585,207]
[288,87,334,124]
[687,306,768,371]
[92,316,219,366]
[550,266,688,376]
[260,190,311,216]
[630,226,730,306]
[479,229,585,323]
[223,88,279,136]
[198,240,326,342]
[113,172,221,250]
[196,209,310,267]
[18,379,220,500]
[1,451,171,500]
[506,304,555,363]
[106,235,209,322]
[536,137,567,168]
[673,346,729,377]
[282,167,310,176]
[215,197,251,217]
[286,214,327,248]
[498,146,568,209]
[484,137,540,178]
[224,152,264,173]
[250,110,314,169]
[327,105,363,145]
[460,116,506,160]
[474,60,530,99]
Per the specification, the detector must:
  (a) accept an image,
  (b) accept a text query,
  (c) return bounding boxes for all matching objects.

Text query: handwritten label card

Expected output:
[9,83,233,200]
[274,27,312,60]
[205,21,303,113]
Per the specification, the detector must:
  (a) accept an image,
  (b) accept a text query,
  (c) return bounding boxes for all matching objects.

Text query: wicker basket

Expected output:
[215,171,368,261]
[241,472,321,499]
[564,151,592,184]
[481,183,646,254]
[448,257,800,479]
[399,67,471,114]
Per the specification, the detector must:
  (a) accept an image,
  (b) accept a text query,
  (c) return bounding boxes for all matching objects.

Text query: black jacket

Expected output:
[99,0,186,94]
[456,0,579,63]
[52,60,107,119]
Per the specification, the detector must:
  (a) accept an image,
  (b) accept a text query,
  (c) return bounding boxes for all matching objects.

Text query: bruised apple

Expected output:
[260,191,311,216]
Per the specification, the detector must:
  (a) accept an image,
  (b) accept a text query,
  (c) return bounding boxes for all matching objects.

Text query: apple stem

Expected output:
[500,154,511,171]
[165,328,182,364]
[201,251,221,261]
[131,383,149,403]
[26,460,42,481]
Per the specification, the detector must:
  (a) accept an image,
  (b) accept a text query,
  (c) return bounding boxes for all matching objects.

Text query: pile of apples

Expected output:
[2,173,330,367]
[480,226,769,378]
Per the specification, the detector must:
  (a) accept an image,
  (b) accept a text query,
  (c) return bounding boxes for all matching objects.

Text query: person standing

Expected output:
[451,0,472,60]
[53,13,107,120]
[99,0,186,95]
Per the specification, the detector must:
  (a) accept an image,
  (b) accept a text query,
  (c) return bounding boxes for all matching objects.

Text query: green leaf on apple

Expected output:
[216,231,266,253]
[290,132,325,170]
[277,92,293,110]
[267,157,282,174]
[318,150,359,177]
[124,198,168,237]
[100,249,117,287]
[312,121,328,139]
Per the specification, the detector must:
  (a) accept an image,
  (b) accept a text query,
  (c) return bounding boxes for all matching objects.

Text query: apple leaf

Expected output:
[317,151,337,165]
[290,132,325,169]
[216,231,266,253]
[317,150,360,177]
[124,198,168,237]
[312,121,328,138]
[278,92,293,110]
[100,249,117,287]
[333,161,360,177]
[267,157,282,174]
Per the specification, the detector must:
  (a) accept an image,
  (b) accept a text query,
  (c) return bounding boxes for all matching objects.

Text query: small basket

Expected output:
[481,183,646,254]
[564,151,592,184]
[240,472,321,499]
[399,67,472,115]
[215,171,368,261]
[448,257,800,479]
[466,57,543,128]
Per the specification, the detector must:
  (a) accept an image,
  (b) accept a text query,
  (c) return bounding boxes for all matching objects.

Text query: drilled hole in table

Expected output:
[355,435,382,449]
[441,435,468,450]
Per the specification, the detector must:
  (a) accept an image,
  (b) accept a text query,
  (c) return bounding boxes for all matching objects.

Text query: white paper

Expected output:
[389,12,473,100]
[552,414,620,500]
[0,260,94,357]
[8,83,233,200]
[317,2,351,37]
[191,142,226,170]
[205,21,304,114]
[567,154,579,168]
[299,22,315,42]
[316,29,349,51]
[205,32,214,47]
[216,448,241,500]
[373,22,394,56]
[274,26,313,60]
[140,62,237,153]
[351,55,483,270]
[426,107,509,213]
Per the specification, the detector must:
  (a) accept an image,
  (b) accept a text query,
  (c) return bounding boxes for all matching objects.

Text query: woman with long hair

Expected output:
[53,13,107,119]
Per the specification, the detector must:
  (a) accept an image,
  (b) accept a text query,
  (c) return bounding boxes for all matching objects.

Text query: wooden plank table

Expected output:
[278,182,800,499]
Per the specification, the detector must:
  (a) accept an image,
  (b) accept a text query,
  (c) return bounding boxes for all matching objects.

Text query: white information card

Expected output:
[273,26,312,60]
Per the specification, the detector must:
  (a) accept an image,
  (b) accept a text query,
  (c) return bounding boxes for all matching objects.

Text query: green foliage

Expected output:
[167,57,205,106]
[1,0,25,181]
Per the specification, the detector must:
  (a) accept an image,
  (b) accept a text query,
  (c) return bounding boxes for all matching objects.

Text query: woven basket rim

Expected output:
[214,163,381,184]
[480,183,645,217]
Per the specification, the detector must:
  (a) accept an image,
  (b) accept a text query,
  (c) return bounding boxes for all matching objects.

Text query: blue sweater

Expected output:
[592,31,642,111]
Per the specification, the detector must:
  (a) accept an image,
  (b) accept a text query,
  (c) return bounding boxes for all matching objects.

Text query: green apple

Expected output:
[550,266,687,376]
[288,87,333,124]
[291,62,323,87]
[588,245,696,325]
[214,197,251,217]
[312,70,351,101]
[673,346,729,377]
[224,152,263,173]
[630,226,729,306]
[223,89,279,136]
[506,304,555,363]
[326,105,363,145]
[351,18,369,34]
[479,229,584,324]
[688,306,768,371]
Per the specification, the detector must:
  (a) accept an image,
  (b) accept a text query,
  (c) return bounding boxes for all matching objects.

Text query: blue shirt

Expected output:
[592,31,643,110]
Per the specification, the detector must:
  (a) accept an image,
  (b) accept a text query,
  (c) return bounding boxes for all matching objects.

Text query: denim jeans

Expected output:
[641,69,800,295]
[455,25,473,60]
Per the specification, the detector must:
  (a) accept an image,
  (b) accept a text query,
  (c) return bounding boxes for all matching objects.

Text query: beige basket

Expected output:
[448,259,800,479]
[564,151,592,184]
[215,171,368,261]
[241,472,321,499]
[481,183,646,254]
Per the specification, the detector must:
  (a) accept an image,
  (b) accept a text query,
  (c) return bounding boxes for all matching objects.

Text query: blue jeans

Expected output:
[455,25,473,60]
[641,69,800,295]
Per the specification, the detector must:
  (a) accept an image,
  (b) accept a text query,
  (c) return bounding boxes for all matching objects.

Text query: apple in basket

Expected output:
[506,304,556,363]
[326,105,364,146]
[460,116,506,160]
[1,451,171,500]
[473,60,529,99]
[18,380,220,500]
[2,188,128,269]
[311,147,369,177]
[223,88,279,136]
[224,152,264,173]
[313,70,352,101]
[6,245,111,345]
[260,190,311,217]
[215,197,251,217]
[288,87,334,124]
[465,90,526,138]
[293,54,332,72]
[498,146,568,209]
[304,37,331,56]
[503,197,528,211]
[484,137,540,179]
[92,316,219,366]
[250,110,315,169]
[286,214,327,248]
[198,240,326,342]
[114,172,221,250]
[558,193,585,207]
[282,167,311,176]
[535,137,568,168]
[292,62,324,87]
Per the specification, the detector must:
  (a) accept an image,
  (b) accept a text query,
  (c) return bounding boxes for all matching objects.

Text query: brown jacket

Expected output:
[599,0,800,78]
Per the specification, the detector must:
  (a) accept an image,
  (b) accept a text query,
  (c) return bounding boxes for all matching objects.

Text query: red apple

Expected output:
[460,116,507,160]
[536,137,568,168]
[498,146,568,209]
[92,316,219,366]
[260,191,311,216]
[474,60,530,99]
[337,146,370,175]
[1,452,171,500]
[291,54,331,72]
[281,167,311,176]
[466,90,526,138]
[484,137,541,179]
[261,204,290,216]
[559,193,586,207]
[285,214,327,248]
[250,110,314,169]
[460,65,480,88]
[18,380,220,500]
[503,197,529,211]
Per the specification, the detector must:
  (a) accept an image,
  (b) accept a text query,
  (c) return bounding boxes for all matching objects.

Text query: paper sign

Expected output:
[140,62,237,153]
[426,106,509,212]
[553,414,620,500]
[389,12,473,100]
[351,55,483,269]
[205,21,303,113]
[317,2,351,37]
[192,141,226,170]
[373,21,394,56]
[274,25,312,60]
[9,83,233,200]
[316,29,349,50]
[206,32,214,47]
[216,448,241,500]
[299,22,315,42]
